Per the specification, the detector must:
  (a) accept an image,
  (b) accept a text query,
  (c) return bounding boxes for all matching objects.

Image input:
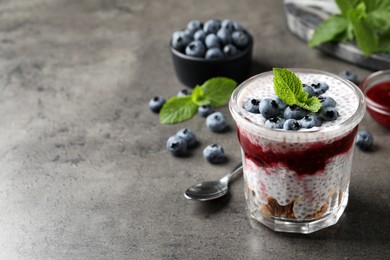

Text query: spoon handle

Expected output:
[221,162,243,183]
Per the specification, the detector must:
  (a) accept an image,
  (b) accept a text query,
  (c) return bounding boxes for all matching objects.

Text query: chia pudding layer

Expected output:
[229,69,365,231]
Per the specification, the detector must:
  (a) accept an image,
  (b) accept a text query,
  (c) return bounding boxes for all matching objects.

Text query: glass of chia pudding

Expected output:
[229,68,366,233]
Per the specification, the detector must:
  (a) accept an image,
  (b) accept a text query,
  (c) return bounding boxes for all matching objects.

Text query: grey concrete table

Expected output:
[0,1,389,259]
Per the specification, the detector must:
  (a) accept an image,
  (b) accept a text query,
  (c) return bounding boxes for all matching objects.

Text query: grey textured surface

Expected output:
[0,0,389,259]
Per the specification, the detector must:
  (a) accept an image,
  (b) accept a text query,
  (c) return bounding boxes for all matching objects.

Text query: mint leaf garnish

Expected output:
[309,0,390,56]
[159,96,198,124]
[191,85,209,106]
[273,68,321,113]
[201,77,237,107]
[159,77,237,124]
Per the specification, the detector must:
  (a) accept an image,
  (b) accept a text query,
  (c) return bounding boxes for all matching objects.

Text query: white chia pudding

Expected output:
[229,69,365,232]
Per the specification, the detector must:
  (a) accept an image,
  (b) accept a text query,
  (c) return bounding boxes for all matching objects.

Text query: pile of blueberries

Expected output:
[243,81,339,130]
[171,19,251,59]
[149,89,228,163]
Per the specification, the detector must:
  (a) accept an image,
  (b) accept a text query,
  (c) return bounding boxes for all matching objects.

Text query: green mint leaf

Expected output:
[366,10,390,33]
[159,96,198,124]
[273,68,321,113]
[348,5,378,56]
[191,85,210,106]
[362,0,390,12]
[308,15,349,47]
[336,0,360,16]
[201,77,237,107]
[304,97,322,113]
[273,68,302,105]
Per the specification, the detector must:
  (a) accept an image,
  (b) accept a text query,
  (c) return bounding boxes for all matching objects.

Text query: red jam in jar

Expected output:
[366,81,390,129]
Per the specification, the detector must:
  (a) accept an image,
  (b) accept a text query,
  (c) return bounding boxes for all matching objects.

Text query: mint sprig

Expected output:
[273,68,321,113]
[308,0,390,56]
[159,77,237,124]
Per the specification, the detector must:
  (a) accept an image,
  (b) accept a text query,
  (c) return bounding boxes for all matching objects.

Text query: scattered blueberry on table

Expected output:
[148,96,166,113]
[166,135,188,156]
[206,112,228,132]
[203,144,226,164]
[355,130,374,151]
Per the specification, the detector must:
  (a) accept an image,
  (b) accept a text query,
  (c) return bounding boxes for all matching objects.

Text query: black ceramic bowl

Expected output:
[170,33,253,88]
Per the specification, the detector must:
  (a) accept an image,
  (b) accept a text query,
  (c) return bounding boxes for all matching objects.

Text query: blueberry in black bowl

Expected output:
[170,19,253,87]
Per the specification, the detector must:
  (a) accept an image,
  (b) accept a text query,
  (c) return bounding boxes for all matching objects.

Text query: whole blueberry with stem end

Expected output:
[355,130,374,151]
[318,96,337,108]
[166,136,188,156]
[259,98,279,119]
[176,128,197,147]
[319,107,339,121]
[171,31,192,52]
[299,114,322,128]
[243,98,261,113]
[206,112,228,132]
[185,40,206,58]
[232,31,249,49]
[203,144,226,164]
[311,82,329,96]
[283,119,301,131]
[148,96,166,113]
[339,70,358,84]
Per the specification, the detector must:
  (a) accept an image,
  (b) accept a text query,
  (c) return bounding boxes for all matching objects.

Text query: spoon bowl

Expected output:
[184,163,242,201]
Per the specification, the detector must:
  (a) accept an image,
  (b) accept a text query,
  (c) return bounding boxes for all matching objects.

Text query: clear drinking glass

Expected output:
[229,69,366,233]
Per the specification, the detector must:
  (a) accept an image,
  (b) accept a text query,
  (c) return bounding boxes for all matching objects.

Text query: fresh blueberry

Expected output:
[232,30,249,49]
[176,128,197,147]
[203,19,221,34]
[299,114,322,128]
[318,107,339,121]
[216,28,232,45]
[223,44,239,57]
[274,96,287,110]
[206,112,228,132]
[148,96,166,113]
[311,82,329,96]
[303,84,315,98]
[183,28,195,39]
[318,96,337,108]
[205,34,221,49]
[177,89,192,97]
[265,117,285,129]
[283,119,301,131]
[205,47,224,59]
[339,70,358,84]
[283,105,307,120]
[193,29,206,42]
[166,135,188,156]
[259,98,279,119]
[203,144,226,164]
[198,105,215,117]
[187,20,203,34]
[221,19,235,32]
[171,31,192,52]
[355,130,374,151]
[185,40,206,58]
[243,98,261,113]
